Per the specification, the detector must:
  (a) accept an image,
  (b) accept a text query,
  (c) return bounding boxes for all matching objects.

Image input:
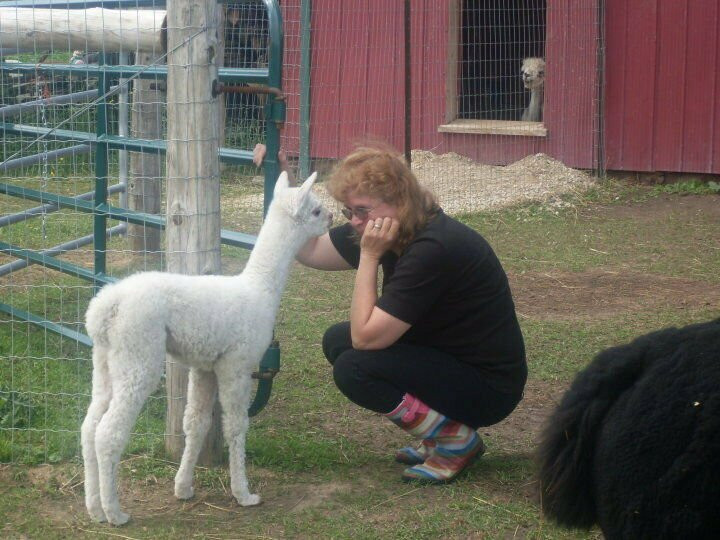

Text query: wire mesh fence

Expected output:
[0,0,272,464]
[0,1,165,464]
[1,0,603,465]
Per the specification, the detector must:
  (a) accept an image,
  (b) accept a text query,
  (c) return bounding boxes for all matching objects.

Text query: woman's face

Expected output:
[342,192,399,236]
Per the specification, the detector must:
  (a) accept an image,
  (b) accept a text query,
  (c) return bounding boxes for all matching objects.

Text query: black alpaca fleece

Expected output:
[537,318,720,539]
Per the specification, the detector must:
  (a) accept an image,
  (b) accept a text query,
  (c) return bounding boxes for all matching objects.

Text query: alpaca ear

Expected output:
[273,171,290,197]
[297,172,318,202]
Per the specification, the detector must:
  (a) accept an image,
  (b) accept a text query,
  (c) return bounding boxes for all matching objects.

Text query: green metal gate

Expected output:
[0,0,285,416]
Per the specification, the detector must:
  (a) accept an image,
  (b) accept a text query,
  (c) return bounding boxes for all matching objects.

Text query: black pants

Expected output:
[323,322,523,429]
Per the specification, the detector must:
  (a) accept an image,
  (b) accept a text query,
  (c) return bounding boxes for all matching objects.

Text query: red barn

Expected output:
[278,0,720,174]
[604,0,720,174]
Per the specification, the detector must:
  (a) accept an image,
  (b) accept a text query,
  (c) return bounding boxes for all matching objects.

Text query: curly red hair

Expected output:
[327,143,439,252]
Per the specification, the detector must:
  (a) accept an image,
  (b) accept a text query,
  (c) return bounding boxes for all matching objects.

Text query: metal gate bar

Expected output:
[0,224,127,279]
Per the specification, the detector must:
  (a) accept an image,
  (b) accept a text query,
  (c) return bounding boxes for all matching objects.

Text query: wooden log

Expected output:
[128,51,163,256]
[164,0,223,465]
[0,8,166,53]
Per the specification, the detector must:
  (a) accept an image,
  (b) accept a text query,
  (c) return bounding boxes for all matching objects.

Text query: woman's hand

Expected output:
[360,217,400,260]
[252,143,267,167]
[252,143,294,184]
[253,143,289,171]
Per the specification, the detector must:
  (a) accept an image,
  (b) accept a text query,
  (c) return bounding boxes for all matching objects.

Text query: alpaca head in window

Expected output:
[521,57,545,90]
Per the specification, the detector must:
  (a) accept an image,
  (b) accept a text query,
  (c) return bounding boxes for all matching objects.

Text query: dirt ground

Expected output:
[509,194,720,321]
[510,269,720,321]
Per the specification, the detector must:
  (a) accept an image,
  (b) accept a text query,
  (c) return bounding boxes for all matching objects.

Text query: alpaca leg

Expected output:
[95,359,163,525]
[81,345,112,522]
[174,368,218,499]
[217,372,260,506]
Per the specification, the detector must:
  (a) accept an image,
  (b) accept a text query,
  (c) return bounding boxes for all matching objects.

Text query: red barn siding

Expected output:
[282,1,599,169]
[282,1,406,157]
[550,0,598,167]
[683,2,718,171]
[605,0,720,173]
[653,1,687,172]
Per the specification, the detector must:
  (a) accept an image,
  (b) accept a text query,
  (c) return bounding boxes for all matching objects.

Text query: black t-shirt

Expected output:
[329,210,527,394]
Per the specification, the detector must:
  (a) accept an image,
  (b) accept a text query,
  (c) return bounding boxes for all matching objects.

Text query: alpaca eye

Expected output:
[312,208,321,217]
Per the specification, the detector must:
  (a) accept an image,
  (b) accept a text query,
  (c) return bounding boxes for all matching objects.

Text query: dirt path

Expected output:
[510,269,720,321]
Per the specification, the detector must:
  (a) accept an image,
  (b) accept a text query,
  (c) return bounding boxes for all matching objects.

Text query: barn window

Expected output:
[439,0,547,136]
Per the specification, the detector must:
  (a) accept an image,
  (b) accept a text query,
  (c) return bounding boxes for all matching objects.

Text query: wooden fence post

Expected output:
[129,51,163,256]
[164,0,224,464]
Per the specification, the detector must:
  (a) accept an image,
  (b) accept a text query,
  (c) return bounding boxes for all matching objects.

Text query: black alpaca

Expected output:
[538,318,720,539]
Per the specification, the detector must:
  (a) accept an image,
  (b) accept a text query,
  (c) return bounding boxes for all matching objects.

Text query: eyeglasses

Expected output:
[341,205,377,221]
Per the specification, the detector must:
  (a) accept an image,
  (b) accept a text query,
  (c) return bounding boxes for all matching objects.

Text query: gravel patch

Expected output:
[411,150,596,214]
[223,151,597,219]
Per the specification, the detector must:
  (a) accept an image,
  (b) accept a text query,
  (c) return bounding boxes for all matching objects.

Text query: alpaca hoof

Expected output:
[175,483,194,500]
[105,509,130,526]
[86,505,107,523]
[239,493,261,507]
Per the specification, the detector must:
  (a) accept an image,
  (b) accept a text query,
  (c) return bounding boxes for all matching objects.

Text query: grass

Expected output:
[457,182,720,280]
[0,176,718,538]
[650,178,720,195]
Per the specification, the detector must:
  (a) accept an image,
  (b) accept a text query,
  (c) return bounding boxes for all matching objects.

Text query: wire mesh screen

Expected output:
[0,1,273,464]
[0,2,171,464]
[219,0,271,234]
[224,2,268,140]
[459,0,546,122]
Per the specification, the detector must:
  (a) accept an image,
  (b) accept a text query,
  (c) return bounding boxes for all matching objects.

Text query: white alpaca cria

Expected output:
[81,172,331,526]
[520,57,545,122]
